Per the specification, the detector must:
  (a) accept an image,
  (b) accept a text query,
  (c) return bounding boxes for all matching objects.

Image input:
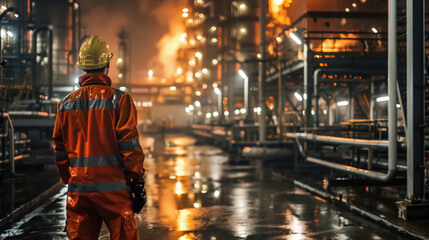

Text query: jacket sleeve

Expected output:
[116,93,146,179]
[52,102,71,185]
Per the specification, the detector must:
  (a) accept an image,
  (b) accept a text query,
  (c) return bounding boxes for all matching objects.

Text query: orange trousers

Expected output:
[66,191,139,240]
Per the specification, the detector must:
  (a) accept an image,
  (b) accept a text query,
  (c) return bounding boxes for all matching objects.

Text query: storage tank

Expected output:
[33,0,76,87]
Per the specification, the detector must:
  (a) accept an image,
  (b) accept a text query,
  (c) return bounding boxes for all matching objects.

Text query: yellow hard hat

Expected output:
[77,35,113,70]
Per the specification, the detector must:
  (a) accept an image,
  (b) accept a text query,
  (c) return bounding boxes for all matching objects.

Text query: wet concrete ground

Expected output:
[0,134,416,239]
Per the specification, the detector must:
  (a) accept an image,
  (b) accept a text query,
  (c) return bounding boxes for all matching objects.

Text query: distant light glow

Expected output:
[345,8,350,12]
[224,111,230,116]
[195,72,201,78]
[189,105,194,111]
[396,104,401,108]
[337,101,349,106]
[239,3,246,9]
[195,52,202,58]
[190,39,196,45]
[210,26,217,32]
[195,101,201,107]
[372,27,378,34]
[182,12,189,17]
[148,70,154,78]
[240,28,247,33]
[170,86,177,91]
[234,109,240,115]
[1,6,6,10]
[195,91,201,96]
[117,58,123,64]
[212,59,218,65]
[74,77,79,84]
[214,190,220,198]
[182,8,189,13]
[119,86,127,91]
[376,96,389,102]
[212,83,218,88]
[352,3,357,8]
[211,38,218,43]
[7,31,13,38]
[205,113,212,119]
[202,84,208,89]
[175,181,183,195]
[213,111,219,117]
[177,67,183,75]
[118,73,123,79]
[196,35,202,40]
[240,108,246,114]
[276,36,282,43]
[193,202,201,208]
[202,68,208,74]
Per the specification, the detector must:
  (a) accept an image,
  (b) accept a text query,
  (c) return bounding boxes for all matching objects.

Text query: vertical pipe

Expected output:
[71,2,76,71]
[303,43,312,131]
[370,82,375,120]
[258,0,266,142]
[7,114,14,175]
[406,0,425,202]
[48,29,53,116]
[278,58,283,140]
[387,0,398,180]
[349,86,353,121]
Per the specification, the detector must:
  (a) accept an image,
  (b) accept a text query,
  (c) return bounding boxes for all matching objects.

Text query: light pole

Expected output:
[214,87,222,122]
[238,69,252,122]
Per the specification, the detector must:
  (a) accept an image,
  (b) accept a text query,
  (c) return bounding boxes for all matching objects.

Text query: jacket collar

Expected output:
[78,73,112,87]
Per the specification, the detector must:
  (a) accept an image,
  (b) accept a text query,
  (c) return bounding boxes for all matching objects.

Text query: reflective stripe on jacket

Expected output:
[52,72,145,192]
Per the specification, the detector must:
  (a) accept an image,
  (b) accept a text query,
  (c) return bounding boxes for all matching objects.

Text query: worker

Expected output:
[53,35,146,239]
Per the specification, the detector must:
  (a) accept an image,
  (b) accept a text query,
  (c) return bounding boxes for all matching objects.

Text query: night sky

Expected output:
[79,0,187,83]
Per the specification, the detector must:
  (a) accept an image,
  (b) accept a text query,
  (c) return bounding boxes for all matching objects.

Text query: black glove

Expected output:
[129,177,147,213]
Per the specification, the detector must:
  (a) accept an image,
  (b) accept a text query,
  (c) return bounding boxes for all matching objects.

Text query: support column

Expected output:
[278,58,284,141]
[258,0,266,142]
[406,0,425,202]
[396,0,429,221]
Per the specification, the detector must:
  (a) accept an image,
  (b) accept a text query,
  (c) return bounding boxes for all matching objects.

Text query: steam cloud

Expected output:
[81,0,185,83]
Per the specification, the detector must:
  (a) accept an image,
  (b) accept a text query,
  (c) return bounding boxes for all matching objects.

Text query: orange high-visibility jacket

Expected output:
[53,72,145,193]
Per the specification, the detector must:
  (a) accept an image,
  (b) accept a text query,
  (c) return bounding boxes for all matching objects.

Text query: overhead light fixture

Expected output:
[238,69,248,80]
[214,87,221,95]
[371,27,378,34]
[289,31,303,45]
[294,92,303,101]
[376,96,389,102]
[337,101,349,106]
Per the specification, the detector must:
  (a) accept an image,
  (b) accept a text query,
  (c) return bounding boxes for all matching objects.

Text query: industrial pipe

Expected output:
[313,68,387,127]
[286,132,389,148]
[292,0,398,182]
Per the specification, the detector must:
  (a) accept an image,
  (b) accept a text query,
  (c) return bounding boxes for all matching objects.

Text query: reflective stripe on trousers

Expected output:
[68,181,129,193]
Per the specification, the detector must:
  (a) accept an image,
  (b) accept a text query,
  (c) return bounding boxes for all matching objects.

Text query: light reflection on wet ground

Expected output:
[1,134,413,239]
